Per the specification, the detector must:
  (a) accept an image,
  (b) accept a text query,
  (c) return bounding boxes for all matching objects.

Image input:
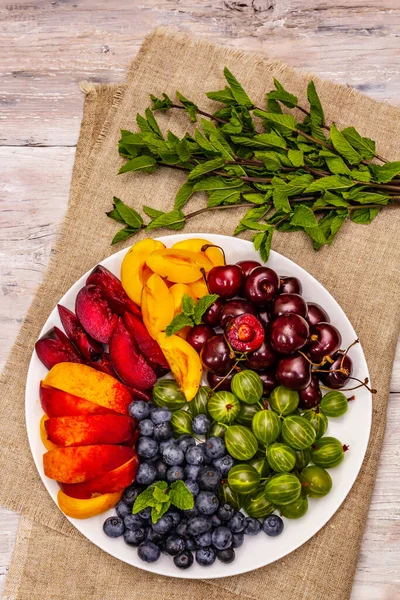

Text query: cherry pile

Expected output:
[186,256,373,404]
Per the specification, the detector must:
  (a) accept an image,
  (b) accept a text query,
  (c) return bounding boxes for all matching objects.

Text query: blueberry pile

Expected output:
[103,399,284,569]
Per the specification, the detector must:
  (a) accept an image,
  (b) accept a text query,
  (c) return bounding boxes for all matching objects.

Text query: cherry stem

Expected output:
[211,353,247,393]
[299,351,333,368]
[201,244,226,265]
[321,377,376,394]
[199,268,210,293]
[340,338,359,371]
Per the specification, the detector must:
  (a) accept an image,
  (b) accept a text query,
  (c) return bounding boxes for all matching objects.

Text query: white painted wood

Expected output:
[0,1,399,597]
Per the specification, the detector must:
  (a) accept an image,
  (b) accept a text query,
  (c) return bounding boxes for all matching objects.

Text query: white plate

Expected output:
[25,233,372,579]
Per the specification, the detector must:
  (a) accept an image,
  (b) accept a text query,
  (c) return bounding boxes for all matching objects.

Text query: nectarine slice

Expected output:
[172,238,225,267]
[146,249,213,283]
[142,274,175,340]
[157,333,202,401]
[57,489,123,519]
[189,278,209,299]
[44,363,132,415]
[40,382,116,417]
[45,415,135,447]
[121,239,166,306]
[169,283,195,315]
[40,415,59,451]
[44,445,134,483]
[75,284,118,344]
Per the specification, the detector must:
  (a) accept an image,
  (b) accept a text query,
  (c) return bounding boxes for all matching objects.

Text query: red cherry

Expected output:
[219,299,257,328]
[280,276,302,295]
[202,297,225,327]
[318,351,353,389]
[276,353,312,391]
[225,313,265,353]
[236,260,261,278]
[207,371,234,392]
[272,293,308,319]
[207,265,243,299]
[270,314,310,355]
[244,266,280,307]
[245,339,276,370]
[306,303,330,327]
[298,375,322,409]
[186,324,215,354]
[257,309,271,332]
[258,368,278,394]
[307,322,341,363]
[200,334,233,374]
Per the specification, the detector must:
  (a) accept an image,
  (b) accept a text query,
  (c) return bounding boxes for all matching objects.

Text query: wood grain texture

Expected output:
[0,1,399,598]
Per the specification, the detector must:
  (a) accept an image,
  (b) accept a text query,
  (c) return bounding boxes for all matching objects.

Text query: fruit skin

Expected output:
[264,473,302,505]
[186,324,214,354]
[244,340,276,371]
[228,464,260,494]
[236,403,260,427]
[262,514,284,536]
[40,382,116,417]
[207,264,243,298]
[236,260,261,278]
[218,482,242,510]
[44,363,132,415]
[225,313,265,353]
[258,368,278,394]
[276,353,312,391]
[170,410,193,437]
[188,386,210,417]
[266,443,296,473]
[57,304,103,361]
[202,298,225,327]
[200,334,233,375]
[252,410,281,446]
[244,266,280,307]
[302,409,328,439]
[152,379,186,410]
[244,486,275,518]
[40,415,58,451]
[279,495,309,519]
[320,391,349,417]
[141,274,175,340]
[45,414,135,447]
[311,436,345,468]
[109,318,157,390]
[299,465,332,497]
[207,371,234,392]
[231,370,263,405]
[157,333,203,401]
[307,322,342,363]
[172,238,224,267]
[294,448,311,471]
[58,489,123,519]
[123,312,169,372]
[120,239,165,306]
[35,327,84,370]
[225,425,258,460]
[218,299,257,328]
[248,455,270,478]
[298,375,322,410]
[59,456,138,499]
[269,385,299,416]
[189,277,209,299]
[88,353,117,379]
[87,265,141,317]
[75,284,118,344]
[319,352,353,389]
[281,415,316,450]
[146,248,213,283]
[272,293,308,319]
[279,276,302,295]
[270,314,310,355]
[306,302,330,327]
[43,444,134,483]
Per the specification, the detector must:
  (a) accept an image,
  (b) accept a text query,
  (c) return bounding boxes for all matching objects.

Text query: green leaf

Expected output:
[313,191,349,209]
[113,197,143,229]
[341,126,375,160]
[272,174,313,197]
[306,175,354,192]
[258,151,282,172]
[143,205,164,219]
[187,158,226,181]
[273,190,291,213]
[146,209,186,231]
[254,111,297,136]
[304,224,327,245]
[369,161,400,183]
[342,190,389,204]
[350,169,371,183]
[253,226,274,262]
[307,81,325,125]
[316,210,349,248]
[288,149,304,167]
[221,107,243,135]
[242,193,268,204]
[193,294,220,325]
[223,67,253,108]
[132,487,157,514]
[351,207,381,224]
[206,86,236,105]
[193,177,243,191]
[182,294,195,316]
[119,155,157,175]
[194,129,218,154]
[136,113,154,135]
[267,79,298,109]
[119,130,145,146]
[145,108,163,138]
[207,189,241,207]
[174,182,195,210]
[330,124,362,165]
[176,139,191,162]
[290,204,318,228]
[266,97,283,114]
[176,91,198,122]
[169,481,195,510]
[320,150,351,175]
[106,207,125,224]
[232,132,286,150]
[153,486,170,503]
[150,92,173,111]
[151,501,171,523]
[111,227,138,245]
[165,313,194,336]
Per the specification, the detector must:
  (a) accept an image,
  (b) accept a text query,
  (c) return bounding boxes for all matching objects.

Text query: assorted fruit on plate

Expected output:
[29,233,372,577]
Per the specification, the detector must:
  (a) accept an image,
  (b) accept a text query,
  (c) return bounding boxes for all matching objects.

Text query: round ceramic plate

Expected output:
[25,233,372,579]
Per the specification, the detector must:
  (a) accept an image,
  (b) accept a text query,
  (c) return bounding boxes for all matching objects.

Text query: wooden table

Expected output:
[1,1,399,597]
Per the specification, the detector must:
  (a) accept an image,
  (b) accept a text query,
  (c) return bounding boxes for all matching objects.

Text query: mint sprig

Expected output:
[132,480,194,523]
[165,293,219,336]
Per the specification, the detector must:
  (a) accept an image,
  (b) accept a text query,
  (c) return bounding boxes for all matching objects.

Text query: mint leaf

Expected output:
[267,79,298,109]
[176,91,198,122]
[254,112,297,136]
[351,207,381,224]
[242,193,268,204]
[182,294,195,316]
[223,67,253,108]
[320,150,351,175]
[288,149,304,167]
[312,192,348,209]
[330,124,362,165]
[119,155,157,175]
[273,190,291,213]
[272,174,313,197]
[253,226,274,262]
[132,487,157,514]
[145,108,163,138]
[146,209,186,231]
[153,486,170,503]
[174,182,195,210]
[290,205,318,228]
[341,127,375,160]
[307,81,325,126]
[207,189,241,207]
[306,175,354,192]
[143,205,164,219]
[342,190,389,204]
[187,158,226,181]
[150,92,173,111]
[193,177,243,191]
[176,139,191,162]
[193,294,219,325]
[369,161,400,183]
[111,227,138,245]
[136,113,154,135]
[206,86,236,105]
[151,500,171,523]
[113,197,143,229]
[106,207,125,224]
[169,481,194,510]
[165,313,193,337]
[233,132,286,150]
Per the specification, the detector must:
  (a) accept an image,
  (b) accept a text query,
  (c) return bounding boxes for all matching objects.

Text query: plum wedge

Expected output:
[35,327,83,370]
[75,284,118,344]
[57,304,103,361]
[123,312,169,373]
[87,265,141,317]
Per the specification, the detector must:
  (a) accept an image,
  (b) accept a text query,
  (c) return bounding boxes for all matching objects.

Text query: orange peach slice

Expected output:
[45,415,135,447]
[121,239,165,306]
[142,274,175,340]
[189,278,209,299]
[172,238,225,267]
[40,415,59,451]
[57,489,123,519]
[169,283,196,315]
[40,382,117,417]
[157,333,202,401]
[146,249,213,283]
[43,363,132,415]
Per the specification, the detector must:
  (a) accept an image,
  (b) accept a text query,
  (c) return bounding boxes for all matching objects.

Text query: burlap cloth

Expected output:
[1,29,399,600]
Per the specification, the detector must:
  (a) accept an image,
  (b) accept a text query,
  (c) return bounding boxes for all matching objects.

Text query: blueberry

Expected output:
[163,444,185,466]
[138,419,155,437]
[136,463,157,485]
[159,438,176,453]
[244,517,262,536]
[204,436,225,459]
[227,512,246,533]
[166,510,181,528]
[187,515,213,536]
[183,507,199,519]
[151,407,172,425]
[166,465,184,483]
[152,514,174,535]
[211,514,222,528]
[124,514,145,531]
[128,400,151,421]
[115,500,131,519]
[262,515,284,537]
[196,547,216,566]
[145,528,164,546]
[154,421,174,441]
[184,480,199,496]
[198,442,212,464]
[122,484,143,506]
[231,532,244,548]
[154,458,168,481]
[174,550,194,569]
[176,520,188,537]
[136,437,158,459]
[185,464,201,480]
[197,466,222,491]
[176,435,196,453]
[217,548,235,564]
[192,415,211,435]
[217,503,235,522]
[137,541,161,563]
[165,535,186,556]
[103,516,125,538]
[194,530,212,548]
[185,445,205,466]
[185,537,197,551]
[138,507,151,520]
[212,526,232,550]
[196,491,219,515]
[213,455,234,477]
[123,527,145,546]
